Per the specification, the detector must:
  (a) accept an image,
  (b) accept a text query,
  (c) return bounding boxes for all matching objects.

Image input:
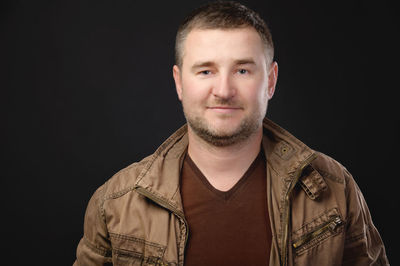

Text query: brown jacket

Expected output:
[74,118,389,265]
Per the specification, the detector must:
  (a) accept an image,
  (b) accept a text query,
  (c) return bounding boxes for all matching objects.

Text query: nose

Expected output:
[212,73,236,99]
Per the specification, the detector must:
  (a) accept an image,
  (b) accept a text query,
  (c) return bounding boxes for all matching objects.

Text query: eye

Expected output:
[238,69,248,74]
[199,70,211,75]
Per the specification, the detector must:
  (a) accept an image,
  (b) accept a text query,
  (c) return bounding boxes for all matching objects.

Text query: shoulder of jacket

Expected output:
[311,151,352,185]
[91,154,154,203]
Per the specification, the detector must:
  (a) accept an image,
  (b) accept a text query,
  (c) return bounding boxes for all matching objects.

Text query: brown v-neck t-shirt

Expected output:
[180,151,272,266]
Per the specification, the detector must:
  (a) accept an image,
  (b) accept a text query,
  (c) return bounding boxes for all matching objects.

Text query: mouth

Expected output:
[207,106,242,113]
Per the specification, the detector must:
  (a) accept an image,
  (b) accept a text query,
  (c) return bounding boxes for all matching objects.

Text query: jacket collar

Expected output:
[135,124,188,215]
[135,118,326,214]
[261,119,326,200]
[262,119,314,180]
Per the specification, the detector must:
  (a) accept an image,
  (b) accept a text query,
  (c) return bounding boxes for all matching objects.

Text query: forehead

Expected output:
[182,27,266,67]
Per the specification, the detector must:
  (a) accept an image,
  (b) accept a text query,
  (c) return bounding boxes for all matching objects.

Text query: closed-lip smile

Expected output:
[207,106,242,113]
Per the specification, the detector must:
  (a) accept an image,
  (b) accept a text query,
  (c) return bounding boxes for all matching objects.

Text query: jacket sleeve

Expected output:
[342,170,389,265]
[74,185,113,266]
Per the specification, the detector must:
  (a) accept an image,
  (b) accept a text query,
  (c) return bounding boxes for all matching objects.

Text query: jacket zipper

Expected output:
[281,153,317,266]
[135,186,189,265]
[292,216,343,250]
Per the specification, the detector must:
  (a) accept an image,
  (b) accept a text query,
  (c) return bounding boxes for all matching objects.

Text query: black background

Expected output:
[2,0,398,265]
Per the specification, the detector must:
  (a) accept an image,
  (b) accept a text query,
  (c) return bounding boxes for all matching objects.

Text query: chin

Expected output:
[208,123,240,135]
[211,125,240,135]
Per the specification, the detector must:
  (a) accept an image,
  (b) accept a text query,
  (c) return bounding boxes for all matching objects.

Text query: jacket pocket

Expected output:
[291,208,345,255]
[110,233,168,265]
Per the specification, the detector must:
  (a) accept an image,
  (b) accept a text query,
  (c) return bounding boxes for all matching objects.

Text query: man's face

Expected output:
[173,27,278,146]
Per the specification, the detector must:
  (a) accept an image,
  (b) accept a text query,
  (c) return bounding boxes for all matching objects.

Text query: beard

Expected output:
[183,100,266,147]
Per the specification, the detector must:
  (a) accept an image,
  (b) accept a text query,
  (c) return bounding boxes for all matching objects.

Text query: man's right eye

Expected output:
[199,70,211,75]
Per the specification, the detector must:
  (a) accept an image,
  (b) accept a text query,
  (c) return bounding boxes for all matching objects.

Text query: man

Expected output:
[74,1,388,265]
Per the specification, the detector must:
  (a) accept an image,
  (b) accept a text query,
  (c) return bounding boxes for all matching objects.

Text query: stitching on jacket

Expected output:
[299,166,327,200]
[144,187,182,212]
[317,168,344,184]
[345,231,365,244]
[136,125,187,185]
[292,207,340,233]
[265,157,281,178]
[294,227,343,255]
[109,233,168,263]
[171,185,180,203]
[292,208,345,255]
[98,182,109,226]
[105,185,137,200]
[345,222,370,244]
[83,236,112,257]
[113,248,160,264]
[109,232,166,249]
[299,182,314,199]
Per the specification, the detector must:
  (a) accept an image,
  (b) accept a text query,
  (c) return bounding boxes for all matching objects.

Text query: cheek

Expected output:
[182,79,210,102]
[243,86,269,114]
[242,80,267,103]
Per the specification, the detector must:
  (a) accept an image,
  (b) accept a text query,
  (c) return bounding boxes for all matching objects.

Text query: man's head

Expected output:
[173,1,278,147]
[175,1,274,69]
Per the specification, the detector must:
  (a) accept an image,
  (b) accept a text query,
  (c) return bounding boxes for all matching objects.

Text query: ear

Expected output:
[267,61,278,100]
[173,65,183,101]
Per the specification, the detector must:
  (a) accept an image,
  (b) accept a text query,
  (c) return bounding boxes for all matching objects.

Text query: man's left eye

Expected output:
[238,69,248,74]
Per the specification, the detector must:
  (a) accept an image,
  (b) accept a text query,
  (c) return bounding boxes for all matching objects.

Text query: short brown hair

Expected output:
[175,1,274,68]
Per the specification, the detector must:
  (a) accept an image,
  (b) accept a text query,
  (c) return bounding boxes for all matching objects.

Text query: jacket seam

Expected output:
[171,185,180,204]
[136,126,187,185]
[141,187,183,214]
[109,232,166,250]
[316,168,344,184]
[345,223,372,244]
[292,207,340,233]
[99,181,110,223]
[112,247,163,264]
[266,157,280,177]
[83,236,112,258]
[294,227,343,255]
[345,231,365,244]
[104,184,138,200]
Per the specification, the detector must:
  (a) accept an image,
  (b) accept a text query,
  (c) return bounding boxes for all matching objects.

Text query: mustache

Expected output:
[209,98,241,106]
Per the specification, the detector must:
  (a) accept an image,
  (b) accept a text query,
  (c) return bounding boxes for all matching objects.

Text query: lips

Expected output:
[207,106,242,113]
[208,106,241,109]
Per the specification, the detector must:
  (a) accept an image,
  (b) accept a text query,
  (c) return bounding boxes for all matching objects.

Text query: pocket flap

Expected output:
[110,233,166,259]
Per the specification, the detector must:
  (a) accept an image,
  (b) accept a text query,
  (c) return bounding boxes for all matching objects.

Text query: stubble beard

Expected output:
[184,105,265,147]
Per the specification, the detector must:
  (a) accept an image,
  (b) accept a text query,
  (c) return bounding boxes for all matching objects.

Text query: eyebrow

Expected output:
[191,61,215,72]
[190,58,256,72]
[234,58,256,65]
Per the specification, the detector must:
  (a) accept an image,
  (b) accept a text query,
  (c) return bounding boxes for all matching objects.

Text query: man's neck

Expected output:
[187,127,263,191]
